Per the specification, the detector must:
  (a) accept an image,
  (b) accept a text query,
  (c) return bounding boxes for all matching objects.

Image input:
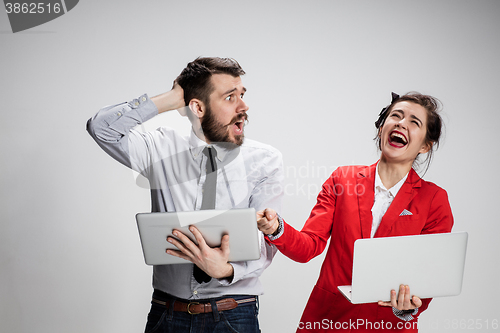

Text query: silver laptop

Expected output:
[338,232,468,304]
[136,208,261,265]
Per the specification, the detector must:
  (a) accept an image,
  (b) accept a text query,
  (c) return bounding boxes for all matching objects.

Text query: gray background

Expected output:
[1,1,499,332]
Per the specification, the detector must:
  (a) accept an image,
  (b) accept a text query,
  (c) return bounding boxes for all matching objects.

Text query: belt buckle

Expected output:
[187,302,200,315]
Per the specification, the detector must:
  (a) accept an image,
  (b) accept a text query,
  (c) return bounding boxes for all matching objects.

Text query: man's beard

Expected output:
[201,105,248,146]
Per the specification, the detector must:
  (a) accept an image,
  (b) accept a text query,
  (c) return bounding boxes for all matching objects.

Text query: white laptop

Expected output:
[338,232,468,304]
[136,208,261,265]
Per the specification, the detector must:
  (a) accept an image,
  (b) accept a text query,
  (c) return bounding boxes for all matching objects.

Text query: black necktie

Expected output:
[193,147,217,284]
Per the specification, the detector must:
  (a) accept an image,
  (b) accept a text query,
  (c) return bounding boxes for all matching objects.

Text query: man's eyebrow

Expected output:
[222,88,236,96]
[222,87,246,96]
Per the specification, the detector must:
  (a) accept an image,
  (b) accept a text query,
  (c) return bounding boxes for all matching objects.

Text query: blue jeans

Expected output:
[144,290,260,333]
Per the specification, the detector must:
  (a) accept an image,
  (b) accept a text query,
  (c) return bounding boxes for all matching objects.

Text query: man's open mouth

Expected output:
[229,113,247,135]
[388,131,408,148]
[233,120,244,134]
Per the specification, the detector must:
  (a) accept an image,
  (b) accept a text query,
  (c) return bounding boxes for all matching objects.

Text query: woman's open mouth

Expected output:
[388,130,408,148]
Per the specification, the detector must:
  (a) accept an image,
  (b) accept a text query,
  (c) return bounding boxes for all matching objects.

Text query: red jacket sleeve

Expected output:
[269,174,338,263]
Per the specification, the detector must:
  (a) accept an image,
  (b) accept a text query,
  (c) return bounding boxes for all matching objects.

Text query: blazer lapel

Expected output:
[374,169,422,237]
[357,163,377,239]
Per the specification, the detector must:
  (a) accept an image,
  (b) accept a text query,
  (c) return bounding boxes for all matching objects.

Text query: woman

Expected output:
[257,92,453,332]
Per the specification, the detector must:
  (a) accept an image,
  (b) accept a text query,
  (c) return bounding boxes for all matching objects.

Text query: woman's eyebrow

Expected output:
[392,109,422,125]
[410,114,423,125]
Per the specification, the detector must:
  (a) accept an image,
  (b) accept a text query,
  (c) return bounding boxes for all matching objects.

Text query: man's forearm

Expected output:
[151,84,185,114]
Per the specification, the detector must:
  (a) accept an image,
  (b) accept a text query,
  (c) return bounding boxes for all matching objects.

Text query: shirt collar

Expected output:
[375,162,408,197]
[188,128,230,162]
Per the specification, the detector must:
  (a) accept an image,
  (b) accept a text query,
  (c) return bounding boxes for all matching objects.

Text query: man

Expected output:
[87,57,283,332]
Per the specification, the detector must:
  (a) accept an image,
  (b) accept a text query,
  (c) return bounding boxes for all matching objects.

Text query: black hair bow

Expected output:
[375,92,400,128]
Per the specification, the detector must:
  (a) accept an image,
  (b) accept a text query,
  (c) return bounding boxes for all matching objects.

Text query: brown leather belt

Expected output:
[152,297,256,315]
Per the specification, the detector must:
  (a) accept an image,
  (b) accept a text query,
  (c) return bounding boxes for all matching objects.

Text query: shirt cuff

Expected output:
[127,94,158,122]
[217,261,246,286]
[267,214,284,241]
[393,307,418,321]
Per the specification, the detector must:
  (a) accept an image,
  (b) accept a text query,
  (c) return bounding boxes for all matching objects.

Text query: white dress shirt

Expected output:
[370,164,408,238]
[87,94,284,300]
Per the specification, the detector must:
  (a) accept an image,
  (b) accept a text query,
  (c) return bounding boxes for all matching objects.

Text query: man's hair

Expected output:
[175,57,245,107]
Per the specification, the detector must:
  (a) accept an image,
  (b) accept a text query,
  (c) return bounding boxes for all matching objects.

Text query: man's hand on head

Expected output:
[151,81,186,114]
[166,226,234,279]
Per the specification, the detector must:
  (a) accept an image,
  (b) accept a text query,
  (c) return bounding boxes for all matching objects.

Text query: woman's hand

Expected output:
[378,284,422,310]
[256,208,279,235]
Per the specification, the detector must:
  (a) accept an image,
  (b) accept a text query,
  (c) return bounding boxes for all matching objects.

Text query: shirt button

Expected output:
[193,290,198,295]
[142,96,146,102]
[117,112,121,116]
[134,101,139,106]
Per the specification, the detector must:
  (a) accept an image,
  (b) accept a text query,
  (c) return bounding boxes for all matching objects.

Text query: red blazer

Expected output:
[270,163,454,332]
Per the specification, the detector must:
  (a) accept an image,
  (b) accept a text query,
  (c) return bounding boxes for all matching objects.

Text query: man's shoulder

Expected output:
[133,126,192,154]
[143,126,188,141]
[241,138,282,157]
[154,126,181,135]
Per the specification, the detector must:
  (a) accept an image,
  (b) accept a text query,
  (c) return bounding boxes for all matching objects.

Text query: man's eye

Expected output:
[391,113,401,118]
[225,95,232,101]
[240,94,244,99]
